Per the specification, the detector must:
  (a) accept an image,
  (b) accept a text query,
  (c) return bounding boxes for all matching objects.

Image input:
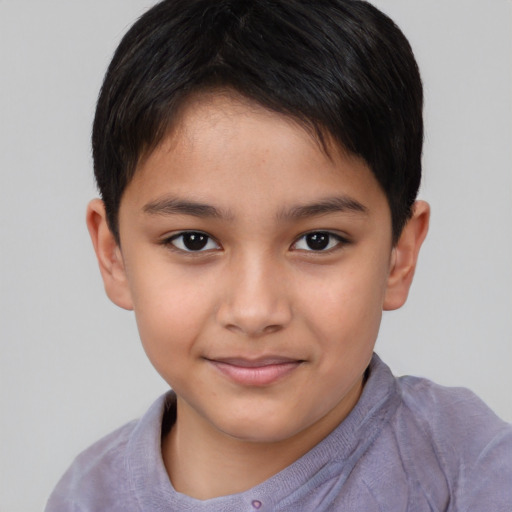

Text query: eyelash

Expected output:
[162,230,349,254]
[164,231,220,253]
[292,231,348,252]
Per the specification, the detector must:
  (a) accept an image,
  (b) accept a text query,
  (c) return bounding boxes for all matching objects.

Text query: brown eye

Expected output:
[305,232,330,250]
[293,231,344,252]
[169,232,220,252]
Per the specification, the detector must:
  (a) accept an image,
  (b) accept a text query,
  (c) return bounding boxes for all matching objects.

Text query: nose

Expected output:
[216,253,293,337]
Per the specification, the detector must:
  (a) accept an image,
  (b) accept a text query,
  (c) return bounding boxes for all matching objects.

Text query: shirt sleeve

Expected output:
[460,426,512,512]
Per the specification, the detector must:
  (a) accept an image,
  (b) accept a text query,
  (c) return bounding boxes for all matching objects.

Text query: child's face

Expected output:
[111,93,400,443]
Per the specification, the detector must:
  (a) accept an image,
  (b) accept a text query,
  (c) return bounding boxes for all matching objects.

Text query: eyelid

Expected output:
[160,229,349,254]
[163,230,221,253]
[291,230,349,252]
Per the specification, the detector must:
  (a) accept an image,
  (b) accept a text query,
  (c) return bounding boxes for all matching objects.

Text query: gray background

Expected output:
[1,1,511,511]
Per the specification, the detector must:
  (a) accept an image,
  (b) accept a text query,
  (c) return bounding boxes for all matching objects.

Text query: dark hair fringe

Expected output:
[93,0,423,243]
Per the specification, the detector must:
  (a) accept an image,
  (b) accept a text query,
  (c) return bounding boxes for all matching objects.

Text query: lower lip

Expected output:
[209,360,301,387]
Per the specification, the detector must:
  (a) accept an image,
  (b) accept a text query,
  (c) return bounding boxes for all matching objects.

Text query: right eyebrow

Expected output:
[143,197,232,219]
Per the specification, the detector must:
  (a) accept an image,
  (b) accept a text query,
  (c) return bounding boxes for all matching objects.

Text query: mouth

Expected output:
[205,356,304,387]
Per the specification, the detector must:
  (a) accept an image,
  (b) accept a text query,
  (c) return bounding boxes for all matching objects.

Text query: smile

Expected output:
[205,357,303,387]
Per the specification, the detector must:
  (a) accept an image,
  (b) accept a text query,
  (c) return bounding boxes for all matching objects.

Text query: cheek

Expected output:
[127,267,217,373]
[299,264,387,338]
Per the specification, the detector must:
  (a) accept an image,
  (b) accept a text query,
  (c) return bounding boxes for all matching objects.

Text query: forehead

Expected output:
[144,91,335,178]
[122,92,389,224]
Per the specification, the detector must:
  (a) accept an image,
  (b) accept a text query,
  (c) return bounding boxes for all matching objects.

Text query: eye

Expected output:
[167,231,220,252]
[293,231,345,252]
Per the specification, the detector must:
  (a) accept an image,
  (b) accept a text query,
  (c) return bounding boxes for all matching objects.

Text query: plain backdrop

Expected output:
[1,1,511,511]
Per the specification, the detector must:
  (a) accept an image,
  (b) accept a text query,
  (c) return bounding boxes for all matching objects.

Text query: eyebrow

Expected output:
[143,197,231,219]
[143,195,368,221]
[278,196,368,220]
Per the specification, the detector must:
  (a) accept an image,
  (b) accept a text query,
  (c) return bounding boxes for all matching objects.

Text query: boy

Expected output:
[46,0,512,510]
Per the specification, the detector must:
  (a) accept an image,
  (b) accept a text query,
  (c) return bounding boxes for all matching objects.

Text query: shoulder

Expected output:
[45,392,172,512]
[394,374,512,510]
[45,420,137,511]
[396,374,511,451]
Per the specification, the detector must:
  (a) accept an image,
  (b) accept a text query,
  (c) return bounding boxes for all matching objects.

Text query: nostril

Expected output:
[262,324,282,335]
[224,323,282,337]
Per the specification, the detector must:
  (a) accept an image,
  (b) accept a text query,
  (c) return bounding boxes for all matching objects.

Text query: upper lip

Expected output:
[205,356,303,368]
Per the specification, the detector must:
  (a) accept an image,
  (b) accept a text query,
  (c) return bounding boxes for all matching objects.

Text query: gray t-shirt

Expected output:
[45,354,512,511]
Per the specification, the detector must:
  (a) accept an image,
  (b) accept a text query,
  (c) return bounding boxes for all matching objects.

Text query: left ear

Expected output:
[383,200,430,311]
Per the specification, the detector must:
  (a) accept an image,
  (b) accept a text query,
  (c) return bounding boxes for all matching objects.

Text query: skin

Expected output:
[87,92,429,500]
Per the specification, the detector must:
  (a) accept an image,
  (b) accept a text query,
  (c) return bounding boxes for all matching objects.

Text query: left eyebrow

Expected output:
[278,196,368,220]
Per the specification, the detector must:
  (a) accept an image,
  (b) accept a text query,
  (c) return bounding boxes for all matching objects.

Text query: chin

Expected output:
[215,413,306,445]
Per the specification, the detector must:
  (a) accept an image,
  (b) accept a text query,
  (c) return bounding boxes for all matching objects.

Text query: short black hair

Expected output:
[92,0,423,244]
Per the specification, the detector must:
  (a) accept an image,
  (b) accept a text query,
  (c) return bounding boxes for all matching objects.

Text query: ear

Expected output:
[86,199,134,310]
[383,200,430,311]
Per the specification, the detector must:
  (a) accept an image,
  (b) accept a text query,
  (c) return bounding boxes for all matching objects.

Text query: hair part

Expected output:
[92,0,423,244]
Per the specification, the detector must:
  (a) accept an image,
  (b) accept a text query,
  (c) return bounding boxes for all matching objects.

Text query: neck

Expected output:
[161,380,362,500]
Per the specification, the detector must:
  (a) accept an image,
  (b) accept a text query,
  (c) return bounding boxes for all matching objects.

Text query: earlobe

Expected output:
[86,199,134,310]
[383,200,430,311]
